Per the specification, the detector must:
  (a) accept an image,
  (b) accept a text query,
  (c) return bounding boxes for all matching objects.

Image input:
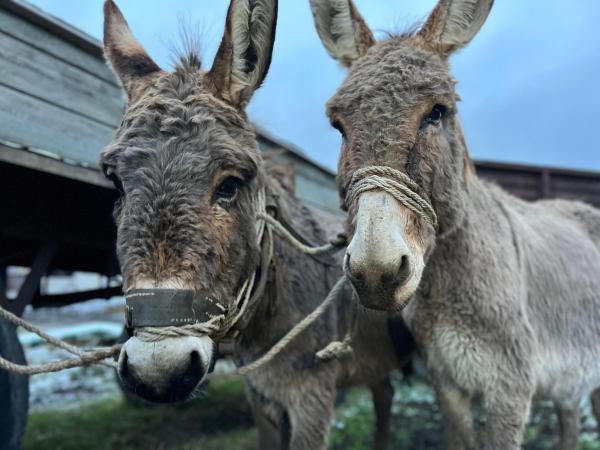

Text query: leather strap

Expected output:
[124,289,226,328]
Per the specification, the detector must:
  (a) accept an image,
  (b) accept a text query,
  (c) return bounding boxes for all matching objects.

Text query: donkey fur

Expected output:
[310,0,600,448]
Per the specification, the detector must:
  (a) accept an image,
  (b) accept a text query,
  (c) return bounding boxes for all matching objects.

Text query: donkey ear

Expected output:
[309,0,375,68]
[418,0,494,57]
[208,0,278,109]
[103,0,161,100]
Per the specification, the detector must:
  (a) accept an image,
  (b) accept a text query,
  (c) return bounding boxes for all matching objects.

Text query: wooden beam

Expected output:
[31,286,123,309]
[8,241,58,316]
[0,144,112,189]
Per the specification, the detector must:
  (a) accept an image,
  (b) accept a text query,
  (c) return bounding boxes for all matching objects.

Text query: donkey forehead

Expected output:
[105,79,260,174]
[329,39,455,115]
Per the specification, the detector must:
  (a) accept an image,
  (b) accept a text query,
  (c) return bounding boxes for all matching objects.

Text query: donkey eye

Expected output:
[214,176,244,202]
[103,166,124,194]
[420,104,447,130]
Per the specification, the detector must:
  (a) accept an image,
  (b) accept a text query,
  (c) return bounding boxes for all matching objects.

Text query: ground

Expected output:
[22,374,600,450]
[17,299,600,449]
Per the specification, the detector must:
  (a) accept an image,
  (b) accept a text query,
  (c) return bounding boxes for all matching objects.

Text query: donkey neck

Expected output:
[424,174,518,288]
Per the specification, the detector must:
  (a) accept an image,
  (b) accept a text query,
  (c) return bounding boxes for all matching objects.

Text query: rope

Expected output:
[258,213,344,255]
[0,305,120,375]
[236,276,349,375]
[0,188,349,377]
[346,166,438,229]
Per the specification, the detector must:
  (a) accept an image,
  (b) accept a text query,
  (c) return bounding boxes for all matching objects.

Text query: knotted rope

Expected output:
[0,188,350,376]
[346,166,438,229]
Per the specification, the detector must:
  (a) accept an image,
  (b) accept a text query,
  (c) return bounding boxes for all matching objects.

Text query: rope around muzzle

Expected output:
[0,191,350,376]
[346,166,438,230]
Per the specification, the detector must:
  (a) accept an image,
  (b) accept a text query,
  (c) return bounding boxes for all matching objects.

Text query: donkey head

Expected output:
[310,0,493,310]
[101,0,277,402]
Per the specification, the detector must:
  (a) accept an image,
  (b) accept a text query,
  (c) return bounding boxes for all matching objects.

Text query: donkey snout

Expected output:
[345,191,416,310]
[346,245,411,308]
[118,335,214,403]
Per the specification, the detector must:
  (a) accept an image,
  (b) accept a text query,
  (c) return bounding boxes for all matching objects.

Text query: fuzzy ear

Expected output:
[103,0,161,100]
[208,0,278,109]
[309,0,375,68]
[418,0,494,57]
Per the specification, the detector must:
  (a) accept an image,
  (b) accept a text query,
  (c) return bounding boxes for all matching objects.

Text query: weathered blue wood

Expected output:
[0,9,118,86]
[0,30,125,127]
[0,84,116,166]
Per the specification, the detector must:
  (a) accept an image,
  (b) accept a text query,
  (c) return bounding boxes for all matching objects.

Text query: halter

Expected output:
[345,166,438,230]
[126,188,273,343]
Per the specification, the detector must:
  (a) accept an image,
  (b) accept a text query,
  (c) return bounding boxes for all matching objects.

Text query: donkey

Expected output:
[310,0,600,449]
[100,1,414,449]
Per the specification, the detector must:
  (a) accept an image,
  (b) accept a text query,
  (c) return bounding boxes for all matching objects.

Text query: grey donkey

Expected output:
[310,0,600,449]
[100,1,414,449]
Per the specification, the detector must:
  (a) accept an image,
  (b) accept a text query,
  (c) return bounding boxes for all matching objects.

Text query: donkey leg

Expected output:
[246,390,283,450]
[483,384,533,450]
[555,401,580,450]
[591,388,600,435]
[253,404,283,450]
[370,376,394,450]
[434,382,476,450]
[287,381,337,450]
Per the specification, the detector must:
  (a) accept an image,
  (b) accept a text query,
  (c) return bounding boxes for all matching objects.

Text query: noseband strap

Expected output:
[125,290,227,328]
[345,166,438,229]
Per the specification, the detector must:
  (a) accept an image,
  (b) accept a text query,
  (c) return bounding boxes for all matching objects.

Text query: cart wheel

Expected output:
[0,318,29,450]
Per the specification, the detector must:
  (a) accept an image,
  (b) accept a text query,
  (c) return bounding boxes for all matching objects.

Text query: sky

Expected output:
[28,0,600,172]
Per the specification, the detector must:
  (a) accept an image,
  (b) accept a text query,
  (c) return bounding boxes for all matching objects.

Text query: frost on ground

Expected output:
[20,323,123,411]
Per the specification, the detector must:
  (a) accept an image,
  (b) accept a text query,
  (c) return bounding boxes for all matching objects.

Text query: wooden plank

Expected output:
[2,0,105,58]
[0,144,112,188]
[0,32,125,127]
[0,84,115,167]
[0,9,118,86]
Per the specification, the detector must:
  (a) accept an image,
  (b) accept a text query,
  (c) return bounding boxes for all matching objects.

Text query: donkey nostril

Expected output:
[345,254,365,282]
[119,351,129,379]
[380,255,411,287]
[397,255,411,285]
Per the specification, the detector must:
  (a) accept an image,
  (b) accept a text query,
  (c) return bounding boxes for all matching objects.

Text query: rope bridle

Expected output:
[345,166,438,230]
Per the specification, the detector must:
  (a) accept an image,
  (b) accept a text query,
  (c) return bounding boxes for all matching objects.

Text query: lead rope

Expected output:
[0,188,349,376]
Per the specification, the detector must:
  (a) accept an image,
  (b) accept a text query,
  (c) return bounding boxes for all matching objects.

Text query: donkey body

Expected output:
[101,1,412,449]
[310,0,600,448]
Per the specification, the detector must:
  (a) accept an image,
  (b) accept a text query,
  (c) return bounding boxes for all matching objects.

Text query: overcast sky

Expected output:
[28,0,600,172]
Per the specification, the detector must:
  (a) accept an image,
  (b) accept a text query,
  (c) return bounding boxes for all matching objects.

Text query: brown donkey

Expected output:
[310,0,600,449]
[101,1,413,449]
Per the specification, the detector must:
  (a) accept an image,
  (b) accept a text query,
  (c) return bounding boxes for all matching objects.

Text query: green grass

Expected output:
[23,376,600,450]
[22,377,254,450]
